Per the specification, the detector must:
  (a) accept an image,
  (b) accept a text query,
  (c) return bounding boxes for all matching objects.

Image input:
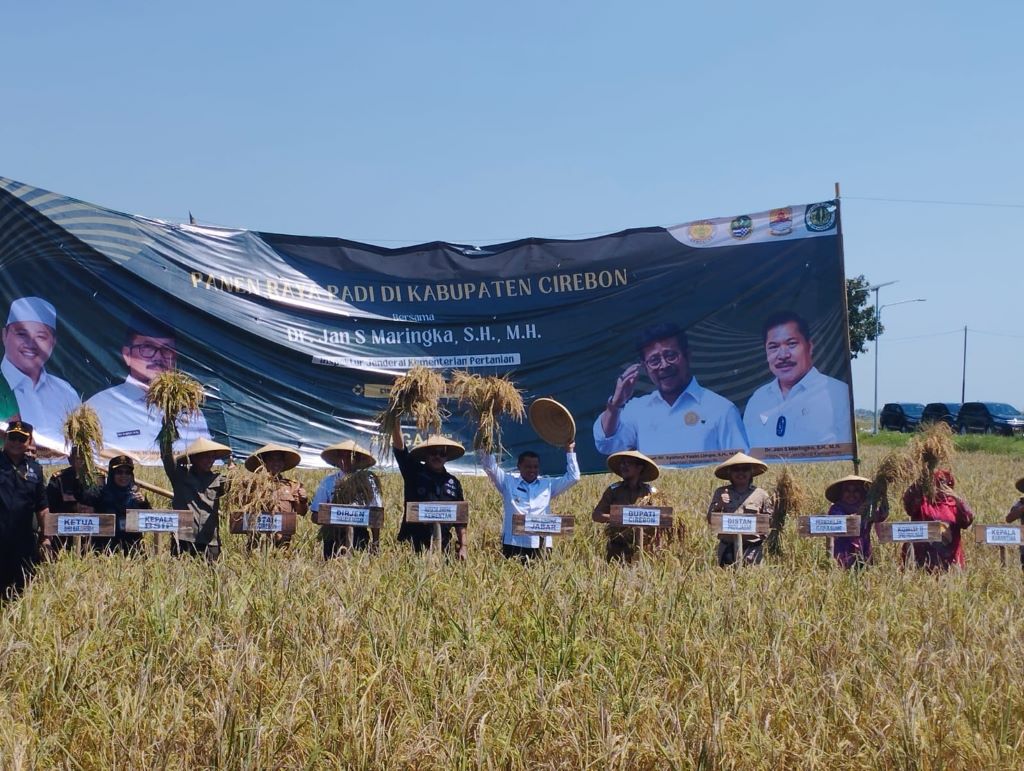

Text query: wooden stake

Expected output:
[432,522,442,552]
[345,526,354,552]
[735,534,743,569]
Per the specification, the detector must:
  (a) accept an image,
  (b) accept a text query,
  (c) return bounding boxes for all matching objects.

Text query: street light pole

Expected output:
[868,281,896,434]
[874,296,928,433]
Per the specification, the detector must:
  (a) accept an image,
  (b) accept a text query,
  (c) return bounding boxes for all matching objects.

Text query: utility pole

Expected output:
[961,326,967,403]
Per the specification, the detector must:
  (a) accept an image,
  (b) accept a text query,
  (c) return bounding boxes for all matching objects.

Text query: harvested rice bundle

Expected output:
[332,468,380,506]
[867,449,916,520]
[221,465,279,518]
[377,367,447,447]
[768,467,807,556]
[450,370,525,454]
[62,405,103,484]
[909,421,956,502]
[146,371,205,446]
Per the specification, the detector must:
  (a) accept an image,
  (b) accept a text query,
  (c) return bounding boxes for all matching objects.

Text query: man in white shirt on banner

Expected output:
[86,315,210,460]
[481,441,579,562]
[1,296,80,448]
[593,322,748,458]
[743,310,852,449]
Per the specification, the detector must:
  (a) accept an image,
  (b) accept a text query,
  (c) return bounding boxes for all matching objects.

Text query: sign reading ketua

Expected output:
[0,178,854,472]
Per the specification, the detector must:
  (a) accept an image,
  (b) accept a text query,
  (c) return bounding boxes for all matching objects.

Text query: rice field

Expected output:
[2,444,1023,769]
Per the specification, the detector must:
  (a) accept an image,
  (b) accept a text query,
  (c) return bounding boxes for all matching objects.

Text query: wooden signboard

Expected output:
[404,502,470,524]
[228,512,298,535]
[974,524,1024,546]
[797,514,861,538]
[314,504,385,528]
[608,505,674,528]
[874,521,947,543]
[125,509,194,540]
[511,514,575,537]
[709,513,772,536]
[42,512,116,537]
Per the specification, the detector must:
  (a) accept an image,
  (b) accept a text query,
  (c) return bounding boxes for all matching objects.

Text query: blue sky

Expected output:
[3,1,1022,414]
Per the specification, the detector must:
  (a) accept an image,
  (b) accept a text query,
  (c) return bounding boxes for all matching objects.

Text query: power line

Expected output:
[844,195,1024,210]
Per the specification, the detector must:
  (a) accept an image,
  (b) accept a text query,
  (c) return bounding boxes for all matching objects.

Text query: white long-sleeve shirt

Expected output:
[481,452,580,548]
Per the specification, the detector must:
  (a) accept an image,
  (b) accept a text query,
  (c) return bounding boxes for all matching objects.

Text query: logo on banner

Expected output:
[730,215,753,240]
[687,220,716,244]
[769,208,793,236]
[805,202,837,232]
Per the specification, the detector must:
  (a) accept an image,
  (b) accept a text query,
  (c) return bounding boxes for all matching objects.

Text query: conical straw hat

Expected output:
[825,474,871,503]
[321,439,376,470]
[408,435,466,463]
[607,450,659,483]
[528,398,576,446]
[177,437,231,463]
[245,442,301,472]
[714,452,768,480]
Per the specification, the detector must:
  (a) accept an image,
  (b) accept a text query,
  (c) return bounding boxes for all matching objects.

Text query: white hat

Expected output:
[7,297,56,329]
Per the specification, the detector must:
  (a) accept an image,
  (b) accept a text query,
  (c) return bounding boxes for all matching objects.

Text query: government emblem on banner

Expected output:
[687,220,716,244]
[730,215,753,240]
[805,202,837,232]
[769,207,792,236]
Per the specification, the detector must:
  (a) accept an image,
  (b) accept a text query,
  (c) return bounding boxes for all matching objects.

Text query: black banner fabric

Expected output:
[0,177,854,473]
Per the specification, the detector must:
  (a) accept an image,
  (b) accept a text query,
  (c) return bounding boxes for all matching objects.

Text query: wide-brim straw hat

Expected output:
[245,443,302,472]
[714,452,769,480]
[825,474,872,503]
[607,450,659,483]
[408,435,466,463]
[321,439,376,470]
[528,397,576,446]
[177,437,232,463]
[1016,477,1024,495]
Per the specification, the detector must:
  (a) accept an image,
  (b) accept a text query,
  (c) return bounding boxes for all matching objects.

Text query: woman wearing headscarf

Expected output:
[901,469,974,570]
[89,455,149,554]
[824,474,887,568]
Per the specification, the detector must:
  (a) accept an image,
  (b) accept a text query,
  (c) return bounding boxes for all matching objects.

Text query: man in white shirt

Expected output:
[1,297,80,449]
[593,322,748,459]
[743,311,852,449]
[86,316,210,460]
[481,441,579,562]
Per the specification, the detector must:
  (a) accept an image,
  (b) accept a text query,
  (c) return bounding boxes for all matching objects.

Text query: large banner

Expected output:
[0,177,855,473]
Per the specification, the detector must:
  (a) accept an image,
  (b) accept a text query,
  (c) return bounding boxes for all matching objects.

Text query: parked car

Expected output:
[879,402,925,432]
[956,402,1024,435]
[921,402,961,428]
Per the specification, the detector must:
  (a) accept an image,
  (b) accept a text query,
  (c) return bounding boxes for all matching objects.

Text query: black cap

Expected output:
[108,454,134,471]
[5,420,33,437]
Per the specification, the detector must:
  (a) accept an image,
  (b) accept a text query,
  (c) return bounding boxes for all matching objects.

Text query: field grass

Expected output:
[859,428,1024,457]
[2,446,1024,768]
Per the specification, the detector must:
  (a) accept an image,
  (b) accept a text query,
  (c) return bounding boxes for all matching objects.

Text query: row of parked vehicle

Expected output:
[879,402,1024,435]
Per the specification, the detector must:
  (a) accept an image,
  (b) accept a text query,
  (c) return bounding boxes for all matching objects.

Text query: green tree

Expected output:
[846,274,882,358]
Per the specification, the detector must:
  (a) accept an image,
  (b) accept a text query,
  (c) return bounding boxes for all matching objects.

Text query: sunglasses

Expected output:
[5,434,29,443]
[426,449,447,458]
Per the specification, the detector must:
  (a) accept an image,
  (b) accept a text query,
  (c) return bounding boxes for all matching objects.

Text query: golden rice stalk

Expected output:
[332,469,380,506]
[62,405,103,485]
[908,421,956,502]
[377,367,447,448]
[146,371,205,446]
[768,467,807,557]
[867,449,916,521]
[450,371,525,454]
[221,465,280,517]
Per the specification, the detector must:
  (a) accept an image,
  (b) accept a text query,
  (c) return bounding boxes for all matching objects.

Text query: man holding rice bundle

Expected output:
[391,425,467,558]
[312,440,382,557]
[162,437,231,562]
[482,442,579,562]
[244,444,309,549]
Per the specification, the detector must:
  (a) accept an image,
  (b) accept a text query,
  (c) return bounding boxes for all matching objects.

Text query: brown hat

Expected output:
[1016,477,1024,495]
[607,450,659,482]
[528,398,576,446]
[321,440,376,470]
[177,437,232,463]
[714,452,769,480]
[245,443,301,472]
[825,474,871,503]
[408,435,466,463]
